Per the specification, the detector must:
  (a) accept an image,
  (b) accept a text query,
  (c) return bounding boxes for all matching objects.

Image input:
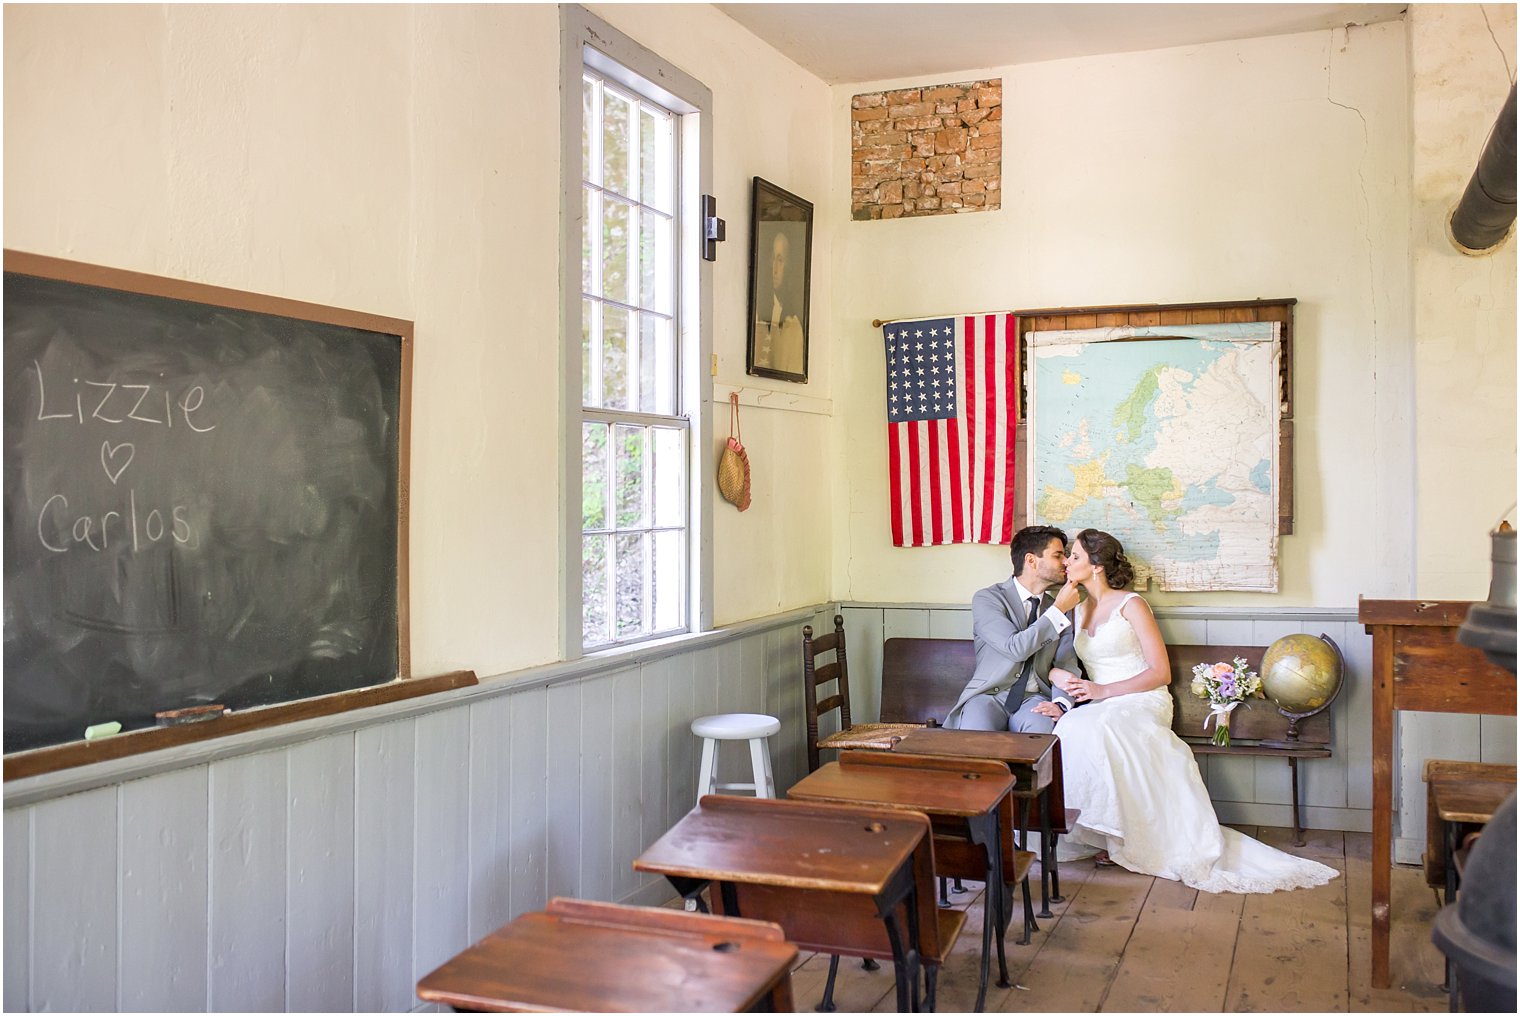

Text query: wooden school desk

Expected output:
[415,897,797,1012]
[1360,598,1516,989]
[893,727,1061,915]
[788,751,1017,1013]
[634,794,934,1013]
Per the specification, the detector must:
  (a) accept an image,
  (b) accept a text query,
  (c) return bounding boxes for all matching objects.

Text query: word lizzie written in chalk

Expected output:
[29,360,216,554]
[33,361,217,431]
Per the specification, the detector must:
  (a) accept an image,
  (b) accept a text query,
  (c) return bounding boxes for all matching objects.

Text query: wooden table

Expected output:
[634,794,933,1013]
[415,897,797,1012]
[1360,598,1516,989]
[788,751,1017,1012]
[893,727,1061,916]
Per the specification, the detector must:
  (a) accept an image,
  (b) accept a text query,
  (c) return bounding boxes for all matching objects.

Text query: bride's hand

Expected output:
[1070,678,1106,704]
[1049,668,1079,692]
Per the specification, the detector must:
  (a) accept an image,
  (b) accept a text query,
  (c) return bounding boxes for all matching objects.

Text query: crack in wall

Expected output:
[1480,3,1515,83]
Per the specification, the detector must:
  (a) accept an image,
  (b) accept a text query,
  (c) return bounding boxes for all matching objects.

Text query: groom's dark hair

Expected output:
[1009,525,1068,576]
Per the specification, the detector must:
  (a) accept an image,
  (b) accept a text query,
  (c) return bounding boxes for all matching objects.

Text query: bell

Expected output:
[1458,518,1517,675]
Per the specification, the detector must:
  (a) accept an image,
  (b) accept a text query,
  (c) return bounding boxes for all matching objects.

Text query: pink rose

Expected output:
[1212,662,1234,677]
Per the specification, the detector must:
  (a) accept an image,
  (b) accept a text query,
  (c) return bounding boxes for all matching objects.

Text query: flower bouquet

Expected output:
[1189,657,1263,747]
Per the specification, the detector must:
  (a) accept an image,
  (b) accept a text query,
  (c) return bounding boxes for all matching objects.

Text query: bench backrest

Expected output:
[1167,644,1330,746]
[880,638,975,725]
[880,636,1330,746]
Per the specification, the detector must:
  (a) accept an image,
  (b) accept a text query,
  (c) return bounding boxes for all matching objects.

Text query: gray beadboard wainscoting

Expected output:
[2,605,833,1013]
[4,602,1514,1013]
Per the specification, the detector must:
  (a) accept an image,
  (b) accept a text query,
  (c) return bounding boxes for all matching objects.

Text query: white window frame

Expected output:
[560,5,713,659]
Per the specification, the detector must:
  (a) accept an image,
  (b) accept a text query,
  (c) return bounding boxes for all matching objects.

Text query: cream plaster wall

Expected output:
[3,3,834,680]
[589,3,837,625]
[1408,3,1518,598]
[828,23,1416,608]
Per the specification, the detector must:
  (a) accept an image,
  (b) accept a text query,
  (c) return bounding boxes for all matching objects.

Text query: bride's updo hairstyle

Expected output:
[1076,529,1135,589]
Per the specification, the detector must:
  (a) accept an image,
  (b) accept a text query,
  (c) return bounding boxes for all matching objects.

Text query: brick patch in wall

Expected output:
[851,78,1001,220]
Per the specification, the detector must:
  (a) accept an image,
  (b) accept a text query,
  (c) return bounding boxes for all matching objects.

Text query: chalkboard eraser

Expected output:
[156,705,228,726]
[84,721,122,740]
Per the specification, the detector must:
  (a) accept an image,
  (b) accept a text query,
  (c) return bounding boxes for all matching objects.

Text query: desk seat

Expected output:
[416,897,796,1013]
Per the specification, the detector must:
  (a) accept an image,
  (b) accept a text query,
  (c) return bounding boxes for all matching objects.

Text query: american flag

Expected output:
[883,314,1018,547]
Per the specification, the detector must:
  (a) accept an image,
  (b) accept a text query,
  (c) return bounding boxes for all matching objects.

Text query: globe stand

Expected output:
[1259,633,1346,751]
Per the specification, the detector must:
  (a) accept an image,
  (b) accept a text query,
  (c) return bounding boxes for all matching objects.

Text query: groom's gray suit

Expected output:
[945,575,1079,731]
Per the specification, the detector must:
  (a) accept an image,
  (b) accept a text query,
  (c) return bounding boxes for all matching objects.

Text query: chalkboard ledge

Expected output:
[3,671,477,782]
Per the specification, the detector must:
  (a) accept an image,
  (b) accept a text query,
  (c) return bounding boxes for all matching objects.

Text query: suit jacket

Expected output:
[945,576,1079,729]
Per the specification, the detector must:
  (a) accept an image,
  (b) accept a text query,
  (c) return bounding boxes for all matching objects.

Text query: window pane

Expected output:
[614,532,646,638]
[652,426,684,527]
[582,422,609,530]
[583,534,610,647]
[582,76,598,185]
[652,529,684,633]
[639,210,671,313]
[614,424,647,528]
[602,196,633,305]
[602,305,630,409]
[640,105,673,212]
[603,90,634,198]
[638,314,667,415]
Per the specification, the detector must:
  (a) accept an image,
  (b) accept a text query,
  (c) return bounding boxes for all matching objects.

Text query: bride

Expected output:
[1048,528,1336,893]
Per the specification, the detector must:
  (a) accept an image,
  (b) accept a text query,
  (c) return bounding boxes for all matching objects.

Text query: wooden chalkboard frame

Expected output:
[1011,297,1296,537]
[2,250,449,779]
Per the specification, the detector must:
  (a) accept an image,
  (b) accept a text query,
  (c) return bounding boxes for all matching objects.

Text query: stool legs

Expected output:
[697,736,718,799]
[749,735,776,798]
[696,733,776,802]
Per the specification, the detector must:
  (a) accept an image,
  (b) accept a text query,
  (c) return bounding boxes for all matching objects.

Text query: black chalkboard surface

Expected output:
[3,253,411,753]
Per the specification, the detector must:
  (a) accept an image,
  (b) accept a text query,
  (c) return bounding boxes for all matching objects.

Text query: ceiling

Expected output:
[715,3,1409,85]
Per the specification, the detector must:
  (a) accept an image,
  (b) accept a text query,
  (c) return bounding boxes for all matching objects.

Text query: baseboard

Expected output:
[1212,800,1372,833]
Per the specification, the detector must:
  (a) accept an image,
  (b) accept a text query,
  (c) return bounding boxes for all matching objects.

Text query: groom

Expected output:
[946,525,1083,732]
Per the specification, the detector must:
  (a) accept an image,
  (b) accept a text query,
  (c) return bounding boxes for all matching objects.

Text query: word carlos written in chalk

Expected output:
[30,361,216,554]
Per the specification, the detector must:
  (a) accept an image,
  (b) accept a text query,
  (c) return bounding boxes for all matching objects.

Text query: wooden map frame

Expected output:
[1011,297,1296,538]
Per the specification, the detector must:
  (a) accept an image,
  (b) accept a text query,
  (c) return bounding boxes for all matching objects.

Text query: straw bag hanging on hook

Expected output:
[717,391,751,511]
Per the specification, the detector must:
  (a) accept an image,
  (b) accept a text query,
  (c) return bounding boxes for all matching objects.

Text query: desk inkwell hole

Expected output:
[712,941,740,953]
[864,822,887,833]
[962,772,981,780]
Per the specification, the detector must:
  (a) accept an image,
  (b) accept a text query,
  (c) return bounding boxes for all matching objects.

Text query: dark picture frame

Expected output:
[746,177,813,383]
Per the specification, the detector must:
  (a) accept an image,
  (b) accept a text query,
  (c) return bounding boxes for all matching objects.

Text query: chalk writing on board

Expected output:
[29,361,213,554]
[5,263,406,753]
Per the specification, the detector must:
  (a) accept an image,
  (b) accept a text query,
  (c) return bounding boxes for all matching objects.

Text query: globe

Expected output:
[1260,633,1344,716]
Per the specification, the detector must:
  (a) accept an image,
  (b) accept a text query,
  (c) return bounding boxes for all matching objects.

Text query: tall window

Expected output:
[579,71,688,649]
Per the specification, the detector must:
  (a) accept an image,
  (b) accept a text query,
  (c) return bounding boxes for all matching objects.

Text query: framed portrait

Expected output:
[746,177,813,383]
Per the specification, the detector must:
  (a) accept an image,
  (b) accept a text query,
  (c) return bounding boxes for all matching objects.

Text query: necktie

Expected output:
[1005,596,1045,710]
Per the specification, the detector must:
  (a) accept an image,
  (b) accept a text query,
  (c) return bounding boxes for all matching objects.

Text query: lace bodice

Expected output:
[1074,593,1149,685]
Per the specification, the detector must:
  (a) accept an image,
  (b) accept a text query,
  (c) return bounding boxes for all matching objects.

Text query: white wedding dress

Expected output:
[1056,593,1337,893]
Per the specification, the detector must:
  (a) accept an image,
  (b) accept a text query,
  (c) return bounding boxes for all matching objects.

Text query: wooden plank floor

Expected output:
[775,828,1449,1013]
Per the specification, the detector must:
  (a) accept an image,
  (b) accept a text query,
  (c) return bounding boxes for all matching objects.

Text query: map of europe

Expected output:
[1028,324,1280,591]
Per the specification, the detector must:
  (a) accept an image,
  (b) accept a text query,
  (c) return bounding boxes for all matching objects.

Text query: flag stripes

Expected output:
[883,313,1017,548]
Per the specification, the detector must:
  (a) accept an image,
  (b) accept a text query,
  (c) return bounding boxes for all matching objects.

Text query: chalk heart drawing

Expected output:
[101,441,135,485]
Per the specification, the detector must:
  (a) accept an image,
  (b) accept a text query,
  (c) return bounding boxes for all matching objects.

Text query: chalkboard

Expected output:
[3,253,411,753]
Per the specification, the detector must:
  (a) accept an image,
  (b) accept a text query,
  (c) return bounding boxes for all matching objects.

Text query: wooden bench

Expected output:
[879,638,1333,845]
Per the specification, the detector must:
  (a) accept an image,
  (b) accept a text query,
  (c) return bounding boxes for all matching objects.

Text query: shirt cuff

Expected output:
[1041,605,1070,633]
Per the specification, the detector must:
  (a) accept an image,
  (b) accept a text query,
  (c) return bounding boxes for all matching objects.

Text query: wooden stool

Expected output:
[692,713,781,801]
